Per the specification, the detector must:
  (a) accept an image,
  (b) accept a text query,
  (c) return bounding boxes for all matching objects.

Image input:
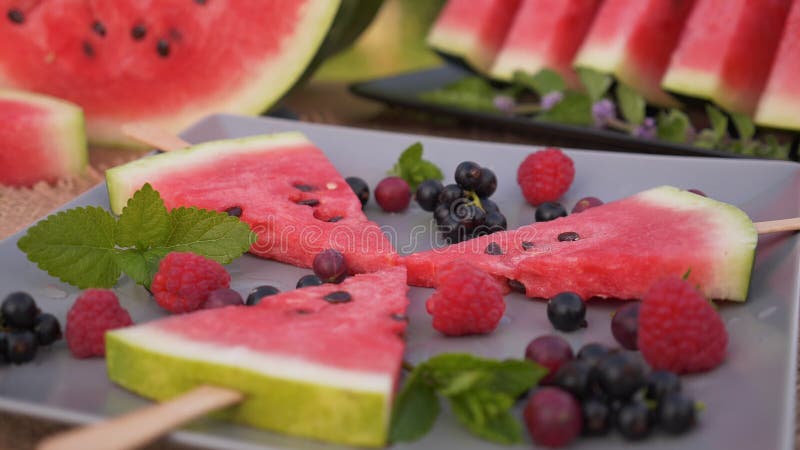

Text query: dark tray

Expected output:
[351,65,799,161]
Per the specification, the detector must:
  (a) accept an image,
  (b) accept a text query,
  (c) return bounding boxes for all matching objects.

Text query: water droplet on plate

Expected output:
[757,306,778,320]
[37,286,68,299]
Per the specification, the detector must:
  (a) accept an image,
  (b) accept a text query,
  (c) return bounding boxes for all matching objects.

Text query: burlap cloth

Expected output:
[0,82,797,449]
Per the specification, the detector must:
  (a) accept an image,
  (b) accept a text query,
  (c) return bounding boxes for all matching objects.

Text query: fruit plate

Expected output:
[350,65,800,162]
[0,114,798,450]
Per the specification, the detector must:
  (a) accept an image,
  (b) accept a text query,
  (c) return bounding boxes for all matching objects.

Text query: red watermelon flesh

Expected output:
[106,266,408,447]
[489,0,602,87]
[573,0,696,106]
[0,0,342,148]
[427,0,522,73]
[755,0,800,129]
[0,89,87,187]
[105,132,397,273]
[404,186,757,302]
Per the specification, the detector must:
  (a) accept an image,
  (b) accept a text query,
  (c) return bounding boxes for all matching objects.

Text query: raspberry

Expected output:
[66,289,133,358]
[517,148,575,206]
[151,252,231,314]
[638,277,727,374]
[425,261,505,336]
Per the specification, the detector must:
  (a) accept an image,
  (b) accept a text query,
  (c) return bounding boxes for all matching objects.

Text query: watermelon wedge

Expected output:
[573,0,696,106]
[661,0,791,115]
[489,0,602,87]
[0,1,351,148]
[427,0,522,74]
[105,133,397,273]
[404,186,757,302]
[755,0,800,129]
[106,266,409,447]
[0,89,87,187]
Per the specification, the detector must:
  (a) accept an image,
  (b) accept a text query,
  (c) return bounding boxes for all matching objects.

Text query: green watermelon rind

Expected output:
[105,132,309,215]
[754,93,800,130]
[106,330,390,447]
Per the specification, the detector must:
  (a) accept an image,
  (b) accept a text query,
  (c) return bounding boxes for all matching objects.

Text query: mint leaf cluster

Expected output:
[390,353,546,444]
[388,142,444,190]
[18,184,254,289]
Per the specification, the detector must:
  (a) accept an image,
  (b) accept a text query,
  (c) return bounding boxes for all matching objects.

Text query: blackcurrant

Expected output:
[454,161,482,191]
[658,393,696,434]
[1,292,38,329]
[616,401,652,440]
[246,285,280,305]
[415,179,444,212]
[475,167,497,197]
[611,302,640,350]
[645,370,682,401]
[552,359,594,399]
[535,202,567,222]
[6,330,37,364]
[438,184,464,206]
[595,352,647,400]
[582,397,611,436]
[345,177,369,208]
[33,313,62,345]
[547,292,586,332]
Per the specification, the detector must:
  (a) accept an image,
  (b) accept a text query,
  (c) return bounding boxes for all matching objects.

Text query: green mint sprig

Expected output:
[390,353,546,444]
[389,142,444,191]
[18,183,254,289]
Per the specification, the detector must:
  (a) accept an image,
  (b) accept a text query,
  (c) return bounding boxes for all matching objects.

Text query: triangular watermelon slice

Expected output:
[755,0,800,130]
[404,186,757,302]
[105,132,397,273]
[106,266,409,447]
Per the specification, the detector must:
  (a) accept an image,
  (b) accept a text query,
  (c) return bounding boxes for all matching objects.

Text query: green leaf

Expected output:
[657,109,691,143]
[17,206,121,288]
[398,142,423,167]
[730,112,755,141]
[419,76,497,112]
[389,370,440,443]
[448,391,522,444]
[578,68,613,101]
[616,83,646,125]
[692,129,720,149]
[423,353,543,398]
[115,183,170,250]
[705,105,728,140]
[388,142,444,190]
[537,91,593,126]
[161,207,254,264]
[512,69,566,96]
[113,249,163,288]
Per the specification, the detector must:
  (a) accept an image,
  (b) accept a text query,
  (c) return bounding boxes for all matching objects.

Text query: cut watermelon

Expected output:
[755,0,800,129]
[661,0,791,115]
[573,0,696,106]
[105,133,397,273]
[0,89,87,187]
[404,186,757,302]
[427,0,522,74]
[0,0,350,148]
[106,266,409,447]
[489,0,602,88]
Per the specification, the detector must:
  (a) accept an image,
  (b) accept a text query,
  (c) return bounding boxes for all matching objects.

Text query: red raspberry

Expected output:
[66,289,133,358]
[638,277,727,374]
[425,261,505,336]
[517,148,575,206]
[151,252,231,314]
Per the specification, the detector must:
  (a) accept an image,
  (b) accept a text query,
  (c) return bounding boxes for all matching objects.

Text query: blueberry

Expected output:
[535,202,567,222]
[645,370,682,401]
[438,184,464,206]
[415,179,444,212]
[454,161,482,191]
[547,292,586,332]
[1,292,38,329]
[657,393,696,434]
[596,352,647,400]
[6,330,37,364]
[297,274,323,288]
[246,285,280,305]
[475,168,497,197]
[582,398,611,436]
[33,313,62,345]
[345,177,370,208]
[616,401,652,440]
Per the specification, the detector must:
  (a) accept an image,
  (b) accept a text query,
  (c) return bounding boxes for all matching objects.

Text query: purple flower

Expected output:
[540,91,563,111]
[591,99,616,128]
[493,95,516,114]
[633,117,656,139]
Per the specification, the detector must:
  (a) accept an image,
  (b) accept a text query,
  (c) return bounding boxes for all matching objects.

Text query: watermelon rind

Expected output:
[660,68,719,103]
[105,132,309,215]
[755,94,800,130]
[0,89,87,181]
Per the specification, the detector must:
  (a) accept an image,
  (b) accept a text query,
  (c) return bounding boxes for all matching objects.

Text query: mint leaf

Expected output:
[389,142,444,190]
[113,249,163,288]
[657,109,691,143]
[419,76,497,112]
[513,69,565,96]
[161,207,254,264]
[730,112,755,141]
[18,207,120,288]
[705,105,728,140]
[389,370,440,443]
[449,391,522,444]
[115,183,169,250]
[537,91,593,126]
[398,142,423,167]
[578,68,613,101]
[616,83,646,125]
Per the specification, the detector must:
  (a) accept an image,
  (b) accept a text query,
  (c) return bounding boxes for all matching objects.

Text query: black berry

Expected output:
[483,211,507,233]
[33,314,62,346]
[1,292,38,329]
[480,197,499,214]
[415,179,443,212]
[535,202,567,222]
[551,359,594,399]
[582,398,611,436]
[611,302,640,350]
[475,168,497,197]
[658,393,696,434]
[433,203,451,225]
[454,161,482,191]
[596,352,647,400]
[576,342,612,367]
[345,177,369,208]
[547,292,586,332]
[438,184,464,206]
[246,285,280,305]
[6,331,37,364]
[0,332,7,362]
[297,274,323,288]
[645,370,682,401]
[616,401,652,440]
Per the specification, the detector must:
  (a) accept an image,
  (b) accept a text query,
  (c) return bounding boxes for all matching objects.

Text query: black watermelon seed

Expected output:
[390,313,408,322]
[295,308,312,315]
[521,241,535,250]
[294,184,316,192]
[508,279,526,293]
[92,21,106,37]
[131,24,147,40]
[82,41,95,57]
[324,291,351,304]
[558,232,580,242]
[7,9,24,24]
[224,206,242,217]
[327,216,343,223]
[485,242,503,255]
[156,39,170,57]
[194,0,208,4]
[297,199,320,207]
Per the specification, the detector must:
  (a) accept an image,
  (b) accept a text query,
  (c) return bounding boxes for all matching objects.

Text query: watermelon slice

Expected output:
[661,0,791,115]
[106,266,409,447]
[0,0,349,148]
[404,186,757,302]
[573,0,696,106]
[0,89,87,187]
[105,132,397,273]
[755,0,800,129]
[426,0,522,74]
[489,0,602,87]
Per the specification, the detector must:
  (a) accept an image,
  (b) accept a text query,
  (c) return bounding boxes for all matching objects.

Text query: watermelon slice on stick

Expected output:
[427,0,522,74]
[0,89,87,187]
[105,132,397,273]
[573,0,696,106]
[404,186,758,302]
[755,0,800,130]
[489,0,603,88]
[661,0,791,115]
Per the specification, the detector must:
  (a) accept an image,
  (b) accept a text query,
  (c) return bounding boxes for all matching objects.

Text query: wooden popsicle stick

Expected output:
[755,217,800,235]
[121,123,190,152]
[37,385,244,450]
